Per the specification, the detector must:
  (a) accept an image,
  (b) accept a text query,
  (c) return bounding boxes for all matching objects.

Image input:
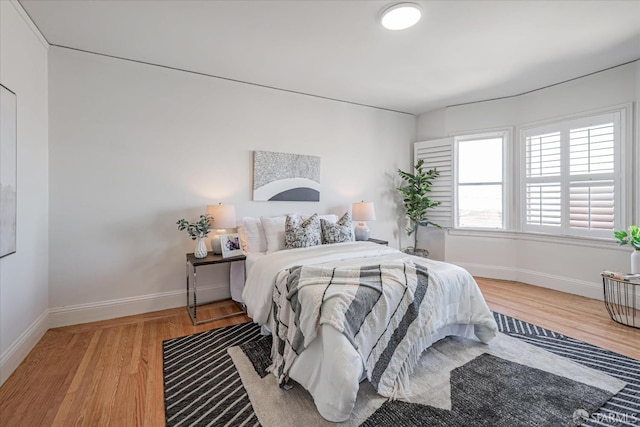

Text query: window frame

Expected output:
[519,107,628,239]
[453,129,511,230]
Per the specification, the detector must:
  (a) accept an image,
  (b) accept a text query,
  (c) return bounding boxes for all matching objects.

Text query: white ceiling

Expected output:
[19,0,640,115]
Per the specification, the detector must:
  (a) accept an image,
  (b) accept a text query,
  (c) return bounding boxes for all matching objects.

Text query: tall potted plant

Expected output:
[397,159,441,256]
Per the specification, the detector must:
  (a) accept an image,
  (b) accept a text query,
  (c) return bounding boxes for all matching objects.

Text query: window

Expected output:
[521,111,623,238]
[414,106,628,239]
[455,132,507,229]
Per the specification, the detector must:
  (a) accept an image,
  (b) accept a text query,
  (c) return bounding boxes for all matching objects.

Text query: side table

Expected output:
[368,238,389,246]
[601,271,639,329]
[186,252,247,325]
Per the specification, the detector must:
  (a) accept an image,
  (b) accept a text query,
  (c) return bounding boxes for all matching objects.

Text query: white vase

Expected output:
[632,250,640,274]
[194,237,208,259]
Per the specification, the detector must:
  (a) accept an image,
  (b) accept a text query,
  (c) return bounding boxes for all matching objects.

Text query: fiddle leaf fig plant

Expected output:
[176,214,213,240]
[397,159,441,250]
[614,225,640,250]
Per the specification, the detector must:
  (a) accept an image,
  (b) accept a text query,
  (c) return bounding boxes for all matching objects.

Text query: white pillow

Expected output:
[237,225,248,252]
[241,217,267,253]
[260,215,288,253]
[318,214,338,224]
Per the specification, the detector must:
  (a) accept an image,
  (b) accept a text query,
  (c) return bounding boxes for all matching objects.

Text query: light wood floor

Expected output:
[0,278,638,426]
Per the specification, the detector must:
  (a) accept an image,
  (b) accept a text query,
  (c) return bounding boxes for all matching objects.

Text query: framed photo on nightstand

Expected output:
[220,233,242,258]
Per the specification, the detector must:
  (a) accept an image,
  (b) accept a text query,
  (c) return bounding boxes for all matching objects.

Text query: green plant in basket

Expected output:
[176,214,213,240]
[614,225,640,250]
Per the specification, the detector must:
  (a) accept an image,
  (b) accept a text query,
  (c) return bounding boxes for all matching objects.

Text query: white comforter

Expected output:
[242,241,497,422]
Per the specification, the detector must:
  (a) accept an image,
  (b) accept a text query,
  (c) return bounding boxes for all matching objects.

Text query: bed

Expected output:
[240,230,498,422]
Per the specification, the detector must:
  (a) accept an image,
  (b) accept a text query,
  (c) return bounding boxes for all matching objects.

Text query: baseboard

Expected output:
[515,268,604,301]
[454,261,607,301]
[453,262,518,282]
[1,285,232,385]
[0,309,49,386]
[49,285,231,328]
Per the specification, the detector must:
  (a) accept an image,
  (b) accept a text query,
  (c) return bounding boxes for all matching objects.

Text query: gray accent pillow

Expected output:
[284,214,321,249]
[321,212,354,244]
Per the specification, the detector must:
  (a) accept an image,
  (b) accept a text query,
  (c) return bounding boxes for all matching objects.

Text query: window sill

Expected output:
[446,228,626,251]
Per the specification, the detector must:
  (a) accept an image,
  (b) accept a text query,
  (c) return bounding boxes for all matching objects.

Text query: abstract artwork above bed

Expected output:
[253,150,320,201]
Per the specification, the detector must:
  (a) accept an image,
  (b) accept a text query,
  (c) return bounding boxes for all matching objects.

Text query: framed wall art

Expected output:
[253,150,320,201]
[0,84,17,258]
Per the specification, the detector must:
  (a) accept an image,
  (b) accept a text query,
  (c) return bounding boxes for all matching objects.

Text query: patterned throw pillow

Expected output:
[284,214,322,249]
[321,212,354,244]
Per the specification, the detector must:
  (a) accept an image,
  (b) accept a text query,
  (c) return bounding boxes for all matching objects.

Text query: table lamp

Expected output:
[207,203,237,254]
[352,201,376,241]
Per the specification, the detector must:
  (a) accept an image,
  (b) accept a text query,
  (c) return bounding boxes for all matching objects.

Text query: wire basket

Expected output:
[601,271,640,329]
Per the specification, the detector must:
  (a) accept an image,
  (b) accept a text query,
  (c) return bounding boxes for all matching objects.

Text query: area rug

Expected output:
[163,313,640,426]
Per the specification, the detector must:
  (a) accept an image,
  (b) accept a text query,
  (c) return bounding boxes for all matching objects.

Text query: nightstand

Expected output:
[186,252,247,325]
[367,238,388,246]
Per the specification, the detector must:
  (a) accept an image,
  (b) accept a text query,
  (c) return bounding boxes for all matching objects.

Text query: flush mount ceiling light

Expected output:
[380,2,422,30]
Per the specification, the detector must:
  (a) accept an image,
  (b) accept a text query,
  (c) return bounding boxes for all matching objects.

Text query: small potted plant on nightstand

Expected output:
[177,214,213,259]
[614,225,640,273]
[397,159,441,257]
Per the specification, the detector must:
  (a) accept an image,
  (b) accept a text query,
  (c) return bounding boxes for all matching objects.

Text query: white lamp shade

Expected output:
[207,203,237,229]
[352,201,376,221]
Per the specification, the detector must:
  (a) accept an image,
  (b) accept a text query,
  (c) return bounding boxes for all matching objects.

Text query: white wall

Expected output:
[48,47,415,326]
[0,1,49,385]
[416,61,640,301]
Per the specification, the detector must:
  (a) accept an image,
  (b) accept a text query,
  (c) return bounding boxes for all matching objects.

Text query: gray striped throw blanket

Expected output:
[270,261,433,398]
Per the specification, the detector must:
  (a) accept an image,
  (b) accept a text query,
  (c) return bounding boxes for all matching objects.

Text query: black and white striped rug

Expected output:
[163,313,640,426]
[163,322,263,426]
[494,313,640,427]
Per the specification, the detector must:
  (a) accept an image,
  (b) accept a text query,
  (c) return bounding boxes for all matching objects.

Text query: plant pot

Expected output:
[403,247,429,258]
[632,250,640,274]
[194,237,208,259]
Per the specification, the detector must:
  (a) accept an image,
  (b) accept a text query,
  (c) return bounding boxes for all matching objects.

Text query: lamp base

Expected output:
[354,222,370,241]
[211,229,226,254]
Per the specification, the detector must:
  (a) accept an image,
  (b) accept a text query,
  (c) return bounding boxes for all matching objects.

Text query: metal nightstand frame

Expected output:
[186,252,247,325]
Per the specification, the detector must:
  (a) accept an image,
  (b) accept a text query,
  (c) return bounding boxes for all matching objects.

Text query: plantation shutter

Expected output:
[521,111,621,238]
[414,138,453,227]
[523,131,562,230]
[568,121,616,231]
